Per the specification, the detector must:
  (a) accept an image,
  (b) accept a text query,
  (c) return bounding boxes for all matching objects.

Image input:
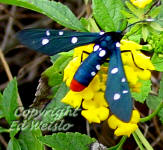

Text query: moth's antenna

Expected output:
[123,18,155,34]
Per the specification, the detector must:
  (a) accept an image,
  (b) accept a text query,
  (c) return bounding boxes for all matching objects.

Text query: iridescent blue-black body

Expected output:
[70,32,122,91]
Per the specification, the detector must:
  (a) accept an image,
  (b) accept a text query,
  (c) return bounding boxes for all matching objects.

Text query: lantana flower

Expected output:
[61,40,154,136]
[130,0,153,8]
[121,40,155,92]
[108,110,140,137]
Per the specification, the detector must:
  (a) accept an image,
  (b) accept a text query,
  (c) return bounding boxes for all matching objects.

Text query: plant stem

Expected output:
[116,136,127,150]
[135,128,153,150]
[0,50,13,81]
[107,136,127,150]
[132,132,145,150]
[0,49,23,107]
[140,102,163,123]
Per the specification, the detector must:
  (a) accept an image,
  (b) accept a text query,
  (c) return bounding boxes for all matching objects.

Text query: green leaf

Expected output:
[10,121,20,138]
[18,129,44,150]
[0,127,9,133]
[150,22,163,31]
[92,0,127,31]
[121,10,136,19]
[159,75,163,99]
[0,0,86,31]
[151,53,163,71]
[146,95,162,110]
[132,80,152,103]
[48,82,69,108]
[124,24,141,43]
[41,83,70,124]
[142,26,149,42]
[158,107,163,124]
[43,53,72,96]
[2,78,18,124]
[125,1,143,18]
[149,5,162,18]
[0,93,4,119]
[80,18,100,32]
[7,138,21,150]
[38,132,96,150]
[18,139,28,150]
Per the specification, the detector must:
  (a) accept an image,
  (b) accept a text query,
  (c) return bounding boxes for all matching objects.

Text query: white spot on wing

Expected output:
[121,77,126,82]
[59,31,64,35]
[123,90,128,94]
[116,42,121,47]
[71,37,78,44]
[96,64,100,70]
[99,50,106,57]
[42,38,49,45]
[94,45,100,51]
[91,72,96,76]
[114,93,121,100]
[99,31,104,35]
[111,68,118,74]
[46,30,50,36]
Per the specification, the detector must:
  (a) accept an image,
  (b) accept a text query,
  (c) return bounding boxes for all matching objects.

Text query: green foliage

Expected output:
[158,108,163,124]
[92,0,127,32]
[42,53,72,97]
[151,53,163,72]
[0,0,86,31]
[7,138,21,150]
[159,75,163,99]
[132,80,152,103]
[149,6,162,18]
[0,92,4,119]
[41,83,70,124]
[149,33,163,54]
[38,132,96,150]
[1,78,18,124]
[146,95,162,110]
[18,130,44,150]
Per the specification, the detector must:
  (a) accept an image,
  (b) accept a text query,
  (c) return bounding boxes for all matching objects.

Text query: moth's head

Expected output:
[105,31,123,42]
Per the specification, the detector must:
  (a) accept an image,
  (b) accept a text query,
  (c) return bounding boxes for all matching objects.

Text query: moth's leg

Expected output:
[81,51,90,62]
[121,50,144,70]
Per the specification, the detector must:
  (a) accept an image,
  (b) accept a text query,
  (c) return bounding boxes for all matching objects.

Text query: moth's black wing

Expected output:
[17,29,101,56]
[105,43,133,122]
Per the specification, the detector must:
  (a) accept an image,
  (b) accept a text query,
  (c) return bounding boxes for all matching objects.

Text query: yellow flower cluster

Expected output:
[121,40,155,92]
[61,40,154,136]
[130,0,152,8]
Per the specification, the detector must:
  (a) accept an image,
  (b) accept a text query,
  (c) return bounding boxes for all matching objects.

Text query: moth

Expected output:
[17,29,132,122]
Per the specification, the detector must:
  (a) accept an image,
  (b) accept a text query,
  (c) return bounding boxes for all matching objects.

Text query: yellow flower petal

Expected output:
[114,124,138,137]
[124,65,138,85]
[137,69,151,80]
[108,110,140,136]
[81,109,101,123]
[61,91,83,108]
[130,110,140,123]
[121,40,142,50]
[132,51,155,70]
[63,57,81,86]
[130,0,152,8]
[107,115,121,129]
[81,107,109,123]
[74,44,94,59]
[131,82,142,92]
